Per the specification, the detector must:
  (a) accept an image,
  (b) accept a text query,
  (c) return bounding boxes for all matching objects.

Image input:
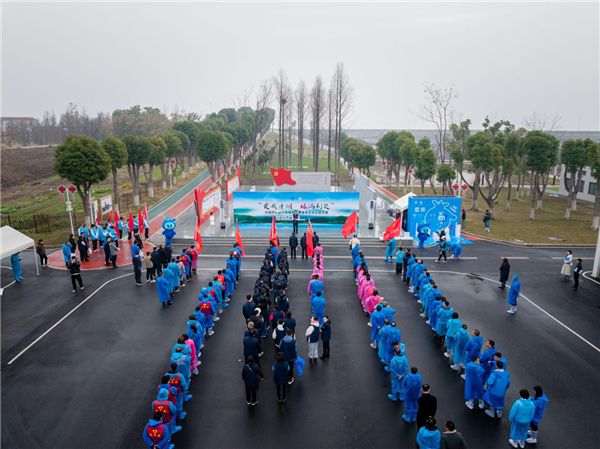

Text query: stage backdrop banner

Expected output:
[195,185,222,225]
[234,191,359,228]
[407,197,461,244]
[272,170,331,192]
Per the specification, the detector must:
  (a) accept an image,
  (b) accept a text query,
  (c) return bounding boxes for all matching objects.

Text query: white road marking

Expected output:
[582,271,600,286]
[551,257,594,260]
[7,271,135,365]
[502,257,529,259]
[429,270,600,354]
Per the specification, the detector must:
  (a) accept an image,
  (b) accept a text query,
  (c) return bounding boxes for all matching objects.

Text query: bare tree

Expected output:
[250,80,274,181]
[332,63,354,184]
[523,112,562,132]
[273,69,292,168]
[309,76,326,172]
[295,80,308,171]
[327,86,334,171]
[411,83,459,163]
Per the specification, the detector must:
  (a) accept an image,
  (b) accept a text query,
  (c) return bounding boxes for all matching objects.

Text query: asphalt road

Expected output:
[1,241,599,448]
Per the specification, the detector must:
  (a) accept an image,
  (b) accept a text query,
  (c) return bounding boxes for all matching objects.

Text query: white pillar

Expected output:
[592,228,600,278]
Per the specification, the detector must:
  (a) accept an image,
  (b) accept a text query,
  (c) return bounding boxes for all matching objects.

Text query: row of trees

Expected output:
[270,63,354,184]
[376,116,600,229]
[53,105,276,228]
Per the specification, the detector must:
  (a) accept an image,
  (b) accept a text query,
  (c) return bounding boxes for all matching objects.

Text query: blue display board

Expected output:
[407,197,462,245]
[233,191,359,233]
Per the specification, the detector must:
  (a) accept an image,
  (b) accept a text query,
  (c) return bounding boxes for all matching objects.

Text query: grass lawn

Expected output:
[241,133,352,184]
[386,185,598,245]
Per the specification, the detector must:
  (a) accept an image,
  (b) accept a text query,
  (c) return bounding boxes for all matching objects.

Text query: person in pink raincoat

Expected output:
[360,276,375,302]
[362,284,377,310]
[366,292,382,316]
[312,269,323,281]
[188,245,198,274]
[183,334,199,375]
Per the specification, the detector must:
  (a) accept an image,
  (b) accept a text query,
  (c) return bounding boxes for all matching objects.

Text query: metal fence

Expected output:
[0,213,81,234]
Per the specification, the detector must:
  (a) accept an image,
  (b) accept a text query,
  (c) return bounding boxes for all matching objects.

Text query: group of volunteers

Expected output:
[142,243,242,449]
[240,238,332,405]
[391,243,548,448]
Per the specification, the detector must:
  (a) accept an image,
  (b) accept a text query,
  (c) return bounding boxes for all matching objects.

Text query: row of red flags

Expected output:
[96,204,149,231]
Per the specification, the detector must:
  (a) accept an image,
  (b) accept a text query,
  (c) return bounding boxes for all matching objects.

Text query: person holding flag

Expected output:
[143,204,150,239]
[383,217,402,262]
[114,209,123,239]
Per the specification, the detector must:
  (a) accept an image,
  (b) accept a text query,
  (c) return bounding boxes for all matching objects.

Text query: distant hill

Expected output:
[346,129,600,145]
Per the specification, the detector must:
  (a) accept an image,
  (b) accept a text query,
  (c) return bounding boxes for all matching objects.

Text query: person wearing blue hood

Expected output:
[416,416,441,449]
[443,312,462,359]
[385,322,402,364]
[507,274,521,314]
[166,260,181,292]
[162,268,177,295]
[143,411,174,449]
[198,290,216,336]
[435,300,454,344]
[377,319,391,363]
[156,272,173,306]
[388,347,409,401]
[484,361,511,418]
[370,305,386,349]
[62,241,73,268]
[450,324,470,371]
[10,253,23,283]
[448,242,462,259]
[153,388,180,435]
[170,346,192,390]
[395,247,405,275]
[462,330,483,375]
[212,276,226,306]
[508,389,536,448]
[478,340,497,382]
[402,367,423,422]
[384,236,396,262]
[526,385,549,444]
[165,363,189,419]
[311,291,326,325]
[464,356,485,410]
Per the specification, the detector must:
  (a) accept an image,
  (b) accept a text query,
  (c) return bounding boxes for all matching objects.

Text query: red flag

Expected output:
[114,209,120,224]
[341,210,358,239]
[138,207,142,230]
[96,208,101,226]
[236,166,241,184]
[194,218,203,253]
[383,217,402,241]
[128,210,134,233]
[143,203,148,221]
[270,215,278,247]
[307,219,314,257]
[269,167,296,186]
[235,220,245,257]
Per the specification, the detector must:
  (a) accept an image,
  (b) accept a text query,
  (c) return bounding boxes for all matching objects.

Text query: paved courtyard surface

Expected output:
[1,240,599,448]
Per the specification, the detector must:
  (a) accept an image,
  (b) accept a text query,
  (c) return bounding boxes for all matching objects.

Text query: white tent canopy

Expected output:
[1,226,39,275]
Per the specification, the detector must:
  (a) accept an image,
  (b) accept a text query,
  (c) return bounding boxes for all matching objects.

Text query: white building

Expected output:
[558,164,597,203]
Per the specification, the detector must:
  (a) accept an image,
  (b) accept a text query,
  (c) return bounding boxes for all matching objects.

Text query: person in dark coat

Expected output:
[416,384,438,428]
[273,352,290,403]
[157,244,168,268]
[312,232,320,247]
[573,258,583,291]
[289,233,298,259]
[77,235,89,262]
[68,234,76,253]
[283,311,296,336]
[151,247,162,275]
[278,329,298,384]
[320,316,331,359]
[243,330,262,365]
[242,356,263,405]
[499,258,511,289]
[300,233,308,259]
[243,295,256,321]
[165,244,173,265]
[68,255,84,292]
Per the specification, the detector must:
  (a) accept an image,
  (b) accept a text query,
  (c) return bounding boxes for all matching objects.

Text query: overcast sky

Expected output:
[2,1,599,130]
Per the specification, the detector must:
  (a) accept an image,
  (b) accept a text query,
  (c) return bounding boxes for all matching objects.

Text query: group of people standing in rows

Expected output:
[142,243,242,449]
[241,240,332,405]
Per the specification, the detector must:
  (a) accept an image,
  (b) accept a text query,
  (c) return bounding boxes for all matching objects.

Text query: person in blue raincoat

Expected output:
[311,291,326,325]
[156,272,172,306]
[395,247,405,275]
[142,411,173,449]
[509,389,536,448]
[483,361,511,418]
[167,260,181,292]
[428,296,443,329]
[416,417,441,449]
[464,356,485,410]
[187,320,204,356]
[62,241,73,268]
[479,340,497,382]
[370,305,386,349]
[165,364,189,417]
[162,267,176,295]
[384,237,396,262]
[152,388,180,435]
[226,255,238,281]
[444,312,462,359]
[385,323,401,364]
[388,347,409,401]
[402,367,423,422]
[308,274,324,299]
[464,329,483,365]
[10,253,23,282]
[212,276,225,306]
[224,265,236,298]
[435,301,454,343]
[448,242,462,259]
[198,290,216,336]
[377,320,391,362]
[507,274,521,314]
[527,386,549,444]
[170,346,192,388]
[450,324,470,370]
